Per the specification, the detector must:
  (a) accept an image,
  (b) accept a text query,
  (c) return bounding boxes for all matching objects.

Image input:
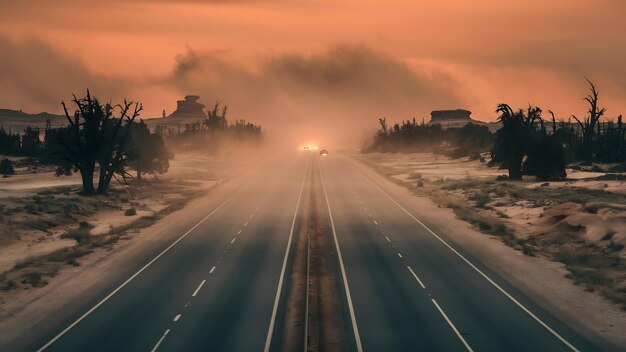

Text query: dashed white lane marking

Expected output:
[385,235,391,243]
[150,329,170,352]
[407,266,426,289]
[347,161,580,352]
[192,280,206,297]
[231,237,237,244]
[431,299,473,351]
[244,221,248,227]
[373,220,378,225]
[397,253,403,258]
[184,301,190,308]
[237,230,242,235]
[36,182,247,352]
[210,266,216,274]
[173,314,181,322]
[250,214,254,219]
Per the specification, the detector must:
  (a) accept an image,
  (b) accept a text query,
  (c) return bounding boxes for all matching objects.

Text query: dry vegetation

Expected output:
[357,152,626,309]
[0,153,224,294]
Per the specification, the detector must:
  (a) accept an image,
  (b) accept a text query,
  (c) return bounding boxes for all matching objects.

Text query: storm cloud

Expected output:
[164,45,466,146]
[0,35,130,113]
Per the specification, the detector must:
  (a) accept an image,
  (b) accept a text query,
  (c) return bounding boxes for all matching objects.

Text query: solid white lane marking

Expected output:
[237,230,242,235]
[373,220,378,225]
[407,266,426,289]
[173,314,181,322]
[264,156,310,352]
[192,280,206,297]
[431,299,473,351]
[385,235,391,243]
[210,266,216,274]
[318,160,364,352]
[150,329,170,352]
[348,160,580,352]
[231,237,237,244]
[36,182,248,352]
[397,253,403,258]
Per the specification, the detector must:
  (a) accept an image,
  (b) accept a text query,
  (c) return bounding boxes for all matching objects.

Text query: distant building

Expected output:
[144,95,208,133]
[168,95,206,119]
[427,109,500,132]
[430,109,472,122]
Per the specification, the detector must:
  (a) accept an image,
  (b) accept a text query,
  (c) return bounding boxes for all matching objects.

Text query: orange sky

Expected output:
[0,0,625,145]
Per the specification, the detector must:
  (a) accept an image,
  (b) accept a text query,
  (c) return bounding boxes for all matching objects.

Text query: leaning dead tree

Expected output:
[59,90,142,194]
[571,78,606,164]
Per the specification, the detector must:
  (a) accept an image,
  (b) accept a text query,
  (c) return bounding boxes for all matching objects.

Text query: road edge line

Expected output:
[346,156,580,352]
[37,181,248,352]
[264,155,310,352]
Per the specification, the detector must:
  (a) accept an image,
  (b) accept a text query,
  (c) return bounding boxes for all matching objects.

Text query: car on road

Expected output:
[303,146,309,151]
[320,149,328,156]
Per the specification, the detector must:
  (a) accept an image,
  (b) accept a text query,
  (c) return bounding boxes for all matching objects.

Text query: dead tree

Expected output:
[96,100,142,194]
[378,118,389,136]
[571,78,606,164]
[548,110,557,133]
[60,90,142,195]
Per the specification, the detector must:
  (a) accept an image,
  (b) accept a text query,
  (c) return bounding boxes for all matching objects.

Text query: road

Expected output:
[30,152,599,351]
[318,154,598,352]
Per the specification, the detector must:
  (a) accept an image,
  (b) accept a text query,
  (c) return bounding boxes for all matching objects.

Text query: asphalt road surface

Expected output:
[30,152,599,352]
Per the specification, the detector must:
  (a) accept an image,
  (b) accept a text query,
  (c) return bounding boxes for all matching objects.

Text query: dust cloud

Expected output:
[164,45,466,150]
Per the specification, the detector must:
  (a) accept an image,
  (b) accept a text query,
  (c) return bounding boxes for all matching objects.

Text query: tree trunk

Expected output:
[97,172,113,194]
[508,157,523,180]
[584,129,594,164]
[79,164,96,195]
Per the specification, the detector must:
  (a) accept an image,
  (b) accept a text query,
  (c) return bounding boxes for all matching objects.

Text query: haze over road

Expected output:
[30,152,597,352]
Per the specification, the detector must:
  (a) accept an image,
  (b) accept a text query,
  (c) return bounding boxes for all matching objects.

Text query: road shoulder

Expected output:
[347,153,626,351]
[0,176,246,351]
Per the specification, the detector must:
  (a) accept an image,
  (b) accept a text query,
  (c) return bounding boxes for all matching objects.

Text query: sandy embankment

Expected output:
[0,153,228,286]
[353,151,626,349]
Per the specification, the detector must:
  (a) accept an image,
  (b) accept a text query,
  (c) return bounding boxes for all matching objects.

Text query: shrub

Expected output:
[601,231,615,241]
[608,242,625,252]
[471,191,491,208]
[124,207,137,216]
[61,222,93,243]
[0,158,15,175]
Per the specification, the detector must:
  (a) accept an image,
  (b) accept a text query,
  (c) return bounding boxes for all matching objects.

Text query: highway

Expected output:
[29,152,599,351]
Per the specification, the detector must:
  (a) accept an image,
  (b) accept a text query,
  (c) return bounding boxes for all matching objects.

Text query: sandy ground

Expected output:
[0,152,228,283]
[359,152,626,251]
[353,151,626,349]
[0,145,273,350]
[0,172,253,351]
